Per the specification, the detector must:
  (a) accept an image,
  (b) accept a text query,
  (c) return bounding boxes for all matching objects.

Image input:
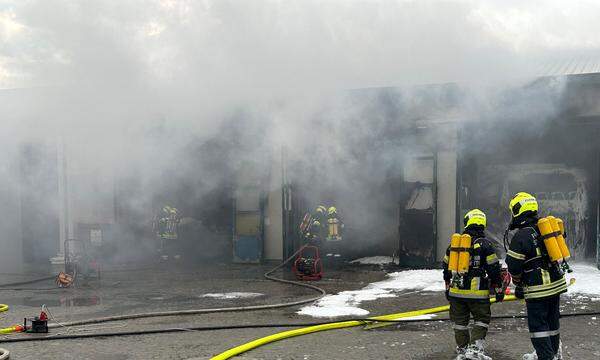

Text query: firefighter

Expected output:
[314,205,327,227]
[154,205,181,261]
[324,206,343,260]
[506,192,567,360]
[326,206,343,242]
[305,205,327,244]
[443,209,503,360]
[305,219,323,245]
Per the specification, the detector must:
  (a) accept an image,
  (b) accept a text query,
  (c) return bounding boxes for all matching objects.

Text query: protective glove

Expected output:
[515,286,525,299]
[491,284,505,302]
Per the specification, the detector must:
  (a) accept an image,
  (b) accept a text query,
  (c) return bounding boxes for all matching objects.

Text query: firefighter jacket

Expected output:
[305,219,325,243]
[506,216,567,301]
[443,228,502,301]
[155,207,180,240]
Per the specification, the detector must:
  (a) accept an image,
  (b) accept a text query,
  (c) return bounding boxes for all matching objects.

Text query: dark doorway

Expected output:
[19,142,60,264]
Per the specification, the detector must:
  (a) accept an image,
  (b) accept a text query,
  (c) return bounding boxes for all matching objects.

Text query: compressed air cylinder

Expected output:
[448,233,461,272]
[554,218,571,260]
[328,218,339,237]
[457,234,472,274]
[538,217,563,263]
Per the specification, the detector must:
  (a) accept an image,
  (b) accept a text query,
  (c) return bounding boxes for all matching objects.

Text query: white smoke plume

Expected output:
[0,0,599,267]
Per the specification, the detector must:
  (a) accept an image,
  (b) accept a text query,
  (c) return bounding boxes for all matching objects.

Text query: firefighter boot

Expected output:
[464,340,491,360]
[555,341,563,360]
[455,346,467,360]
[523,350,561,360]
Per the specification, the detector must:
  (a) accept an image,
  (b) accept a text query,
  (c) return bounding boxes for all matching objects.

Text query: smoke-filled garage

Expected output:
[458,74,600,261]
[2,3,600,358]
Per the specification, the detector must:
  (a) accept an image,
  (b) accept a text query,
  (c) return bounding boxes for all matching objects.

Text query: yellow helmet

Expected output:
[509,192,538,218]
[327,206,337,216]
[463,209,486,229]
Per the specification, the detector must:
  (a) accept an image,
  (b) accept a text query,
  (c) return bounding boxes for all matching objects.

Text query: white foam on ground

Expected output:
[200,292,263,299]
[567,263,600,298]
[395,314,437,321]
[298,262,600,318]
[298,269,443,317]
[350,256,394,265]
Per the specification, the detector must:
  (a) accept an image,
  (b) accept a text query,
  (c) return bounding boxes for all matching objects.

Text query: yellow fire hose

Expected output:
[0,304,12,359]
[0,304,24,335]
[211,295,517,360]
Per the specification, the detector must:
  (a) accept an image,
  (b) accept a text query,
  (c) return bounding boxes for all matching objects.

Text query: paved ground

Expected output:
[0,263,598,359]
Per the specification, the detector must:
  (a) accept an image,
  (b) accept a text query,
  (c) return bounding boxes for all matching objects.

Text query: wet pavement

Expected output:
[0,264,598,359]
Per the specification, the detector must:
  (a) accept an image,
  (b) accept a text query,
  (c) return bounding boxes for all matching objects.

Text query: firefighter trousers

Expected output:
[526,295,561,360]
[448,297,491,348]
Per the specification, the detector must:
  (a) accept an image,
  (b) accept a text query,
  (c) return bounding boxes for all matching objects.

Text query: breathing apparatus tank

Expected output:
[537,217,563,263]
[327,218,340,241]
[457,234,472,274]
[448,233,461,272]
[537,216,572,269]
[449,233,471,287]
[555,218,571,260]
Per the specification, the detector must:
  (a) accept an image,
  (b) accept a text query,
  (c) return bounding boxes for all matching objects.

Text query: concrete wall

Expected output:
[264,152,283,260]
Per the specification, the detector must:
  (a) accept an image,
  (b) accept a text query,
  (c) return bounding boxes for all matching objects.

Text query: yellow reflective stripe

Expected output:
[541,269,551,285]
[526,277,566,292]
[443,255,449,264]
[471,277,480,291]
[525,283,568,299]
[486,254,498,264]
[449,288,489,295]
[536,247,541,256]
[507,250,526,260]
[474,243,481,249]
[448,288,490,299]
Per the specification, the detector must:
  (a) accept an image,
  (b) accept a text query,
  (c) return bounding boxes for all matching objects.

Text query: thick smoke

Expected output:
[1,1,599,267]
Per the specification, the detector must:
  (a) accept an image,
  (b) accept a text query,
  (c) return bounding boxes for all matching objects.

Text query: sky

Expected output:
[2,0,600,90]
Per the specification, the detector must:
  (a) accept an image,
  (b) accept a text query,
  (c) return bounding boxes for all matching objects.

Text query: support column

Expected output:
[436,150,457,261]
[432,121,458,262]
[264,149,283,261]
[51,137,69,272]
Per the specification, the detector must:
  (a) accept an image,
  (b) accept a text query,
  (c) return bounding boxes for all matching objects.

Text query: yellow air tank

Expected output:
[537,217,563,263]
[457,234,472,274]
[448,233,461,272]
[554,218,571,260]
[328,218,339,238]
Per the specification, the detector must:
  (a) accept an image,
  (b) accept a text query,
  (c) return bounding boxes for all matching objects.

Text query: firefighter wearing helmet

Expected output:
[303,205,328,245]
[314,205,327,224]
[443,209,503,360]
[506,192,567,360]
[153,205,181,261]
